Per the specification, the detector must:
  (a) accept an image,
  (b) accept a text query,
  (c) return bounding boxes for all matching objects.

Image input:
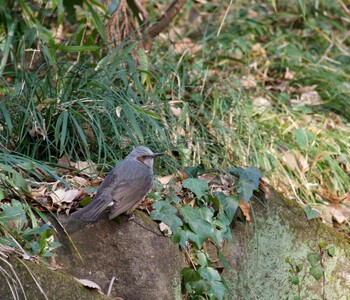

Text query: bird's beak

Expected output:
[152,153,163,158]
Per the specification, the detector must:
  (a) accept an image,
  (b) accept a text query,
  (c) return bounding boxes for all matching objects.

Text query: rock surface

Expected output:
[223,187,350,300]
[2,187,350,300]
[0,255,111,300]
[56,211,186,300]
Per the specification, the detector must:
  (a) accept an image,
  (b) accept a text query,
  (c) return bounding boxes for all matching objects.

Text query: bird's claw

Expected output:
[128,214,135,221]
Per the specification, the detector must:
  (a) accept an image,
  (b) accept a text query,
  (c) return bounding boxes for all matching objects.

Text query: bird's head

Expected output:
[128,146,163,168]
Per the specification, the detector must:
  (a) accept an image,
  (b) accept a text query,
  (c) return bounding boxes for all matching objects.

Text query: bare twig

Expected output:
[130,217,165,237]
[143,0,187,52]
[133,0,149,22]
[107,276,116,296]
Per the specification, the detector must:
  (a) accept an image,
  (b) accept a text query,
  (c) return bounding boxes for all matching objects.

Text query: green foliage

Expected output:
[309,264,323,281]
[182,265,226,299]
[306,253,320,266]
[150,201,183,232]
[182,178,209,200]
[294,129,314,151]
[151,167,261,299]
[0,199,60,258]
[290,275,299,285]
[327,246,335,257]
[0,151,65,197]
[229,167,262,202]
[303,206,320,220]
[1,52,172,164]
[1,0,174,167]
[1,0,349,298]
[286,242,336,296]
[213,192,239,222]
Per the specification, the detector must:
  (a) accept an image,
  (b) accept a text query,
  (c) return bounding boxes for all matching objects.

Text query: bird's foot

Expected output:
[127,214,135,221]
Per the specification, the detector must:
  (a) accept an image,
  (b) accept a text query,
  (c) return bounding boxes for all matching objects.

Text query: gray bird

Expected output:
[71,146,163,221]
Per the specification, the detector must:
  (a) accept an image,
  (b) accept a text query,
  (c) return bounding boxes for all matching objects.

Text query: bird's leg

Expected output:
[126,197,146,221]
[127,214,135,221]
[126,207,138,221]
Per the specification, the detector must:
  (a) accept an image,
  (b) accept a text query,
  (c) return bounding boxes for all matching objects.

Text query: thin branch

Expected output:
[132,0,149,22]
[147,0,187,38]
[143,0,187,52]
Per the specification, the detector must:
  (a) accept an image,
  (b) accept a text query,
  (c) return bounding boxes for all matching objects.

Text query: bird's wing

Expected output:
[70,165,124,221]
[70,194,112,221]
[108,159,153,219]
[71,158,153,221]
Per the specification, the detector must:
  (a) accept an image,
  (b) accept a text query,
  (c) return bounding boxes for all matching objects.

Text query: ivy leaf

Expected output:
[23,223,50,239]
[307,253,320,266]
[172,228,207,249]
[186,230,203,249]
[0,199,26,232]
[327,246,335,257]
[184,166,204,178]
[230,166,262,187]
[180,205,215,247]
[214,192,239,222]
[171,229,188,249]
[196,252,208,267]
[199,267,226,300]
[150,201,183,232]
[181,267,201,282]
[190,279,210,294]
[304,205,320,220]
[218,251,231,269]
[198,206,214,223]
[229,166,262,202]
[290,275,299,285]
[310,264,323,281]
[182,178,209,199]
[208,280,226,300]
[198,267,221,281]
[214,212,232,242]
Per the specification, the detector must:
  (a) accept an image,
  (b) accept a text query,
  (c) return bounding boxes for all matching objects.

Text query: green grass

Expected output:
[1,1,350,299]
[155,0,350,205]
[1,0,349,205]
[0,0,349,263]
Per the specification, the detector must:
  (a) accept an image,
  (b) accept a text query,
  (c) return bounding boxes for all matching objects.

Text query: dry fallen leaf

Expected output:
[71,176,89,187]
[290,84,322,106]
[294,84,317,94]
[240,75,257,89]
[29,186,47,198]
[75,160,98,176]
[327,204,350,224]
[253,96,272,107]
[251,43,267,58]
[28,120,47,139]
[239,200,251,222]
[170,105,182,116]
[299,91,322,106]
[74,278,102,291]
[173,37,203,54]
[156,175,174,185]
[49,189,82,205]
[297,153,309,173]
[281,151,298,171]
[198,174,216,184]
[284,68,295,80]
[159,222,172,237]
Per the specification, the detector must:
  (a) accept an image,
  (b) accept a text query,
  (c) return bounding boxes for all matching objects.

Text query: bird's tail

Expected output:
[70,198,111,222]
